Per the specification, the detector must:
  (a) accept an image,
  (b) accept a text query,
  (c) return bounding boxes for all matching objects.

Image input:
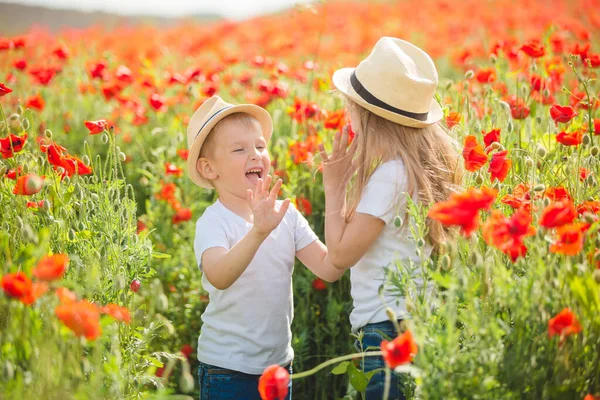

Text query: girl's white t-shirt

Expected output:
[350,159,432,333]
[194,200,317,374]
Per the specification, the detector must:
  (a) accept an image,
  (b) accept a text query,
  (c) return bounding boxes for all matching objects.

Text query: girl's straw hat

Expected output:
[186,95,273,188]
[332,37,443,128]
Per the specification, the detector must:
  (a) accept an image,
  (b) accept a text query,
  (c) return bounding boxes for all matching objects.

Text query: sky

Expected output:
[0,0,316,19]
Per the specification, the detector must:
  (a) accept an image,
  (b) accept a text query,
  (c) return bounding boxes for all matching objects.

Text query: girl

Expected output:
[319,37,461,399]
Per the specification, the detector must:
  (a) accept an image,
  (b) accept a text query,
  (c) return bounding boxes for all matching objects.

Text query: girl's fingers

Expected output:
[318,144,329,163]
[269,178,283,200]
[347,132,359,157]
[246,189,254,204]
[332,129,341,155]
[339,126,349,154]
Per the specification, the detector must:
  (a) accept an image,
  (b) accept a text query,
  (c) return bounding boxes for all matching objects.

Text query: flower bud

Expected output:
[385,307,398,322]
[475,173,484,185]
[499,101,510,111]
[490,54,497,64]
[440,254,451,271]
[582,212,597,224]
[82,155,90,166]
[42,200,50,211]
[68,229,76,241]
[507,120,513,133]
[119,152,126,162]
[525,157,534,168]
[543,88,550,98]
[520,85,528,97]
[17,105,24,115]
[394,215,403,228]
[533,184,545,192]
[492,181,501,191]
[101,133,109,144]
[45,129,52,139]
[536,146,547,158]
[465,70,474,79]
[583,134,591,146]
[90,193,99,202]
[417,238,426,248]
[22,118,30,130]
[593,269,600,284]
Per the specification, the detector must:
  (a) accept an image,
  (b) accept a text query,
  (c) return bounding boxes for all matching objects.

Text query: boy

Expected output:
[186,96,344,400]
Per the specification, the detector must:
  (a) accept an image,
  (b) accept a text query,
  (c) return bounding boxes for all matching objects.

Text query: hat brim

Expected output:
[332,68,443,128]
[187,104,273,189]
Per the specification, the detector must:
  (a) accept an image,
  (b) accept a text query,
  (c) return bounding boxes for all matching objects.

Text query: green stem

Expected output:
[290,351,383,380]
[383,367,392,400]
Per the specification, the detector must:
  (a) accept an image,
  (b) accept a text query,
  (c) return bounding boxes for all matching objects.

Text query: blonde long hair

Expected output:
[343,97,463,251]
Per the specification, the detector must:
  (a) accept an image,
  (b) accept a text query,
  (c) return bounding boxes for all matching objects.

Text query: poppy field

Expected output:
[1,0,600,399]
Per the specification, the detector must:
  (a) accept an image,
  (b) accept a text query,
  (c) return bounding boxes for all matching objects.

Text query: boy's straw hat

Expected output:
[186,95,273,188]
[332,37,443,128]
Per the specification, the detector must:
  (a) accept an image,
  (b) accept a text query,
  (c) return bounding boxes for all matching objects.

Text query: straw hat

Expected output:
[186,95,273,188]
[332,37,442,128]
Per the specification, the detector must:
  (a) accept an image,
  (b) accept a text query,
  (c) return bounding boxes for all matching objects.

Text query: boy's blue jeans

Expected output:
[355,320,407,400]
[197,361,292,400]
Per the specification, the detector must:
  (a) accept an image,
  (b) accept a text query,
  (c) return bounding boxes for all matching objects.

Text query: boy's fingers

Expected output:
[318,144,329,163]
[270,178,283,200]
[263,174,272,196]
[278,198,291,217]
[256,178,263,199]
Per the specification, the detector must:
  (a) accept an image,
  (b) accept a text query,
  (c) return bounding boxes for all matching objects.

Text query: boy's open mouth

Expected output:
[245,167,263,185]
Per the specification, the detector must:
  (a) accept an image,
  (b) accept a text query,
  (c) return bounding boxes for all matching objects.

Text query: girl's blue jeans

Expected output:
[355,320,407,400]
[197,361,292,400]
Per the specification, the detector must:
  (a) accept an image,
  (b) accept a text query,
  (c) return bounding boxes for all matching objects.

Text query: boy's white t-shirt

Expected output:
[350,159,432,333]
[194,200,318,375]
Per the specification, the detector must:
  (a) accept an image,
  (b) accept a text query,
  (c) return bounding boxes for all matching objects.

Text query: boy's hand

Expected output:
[319,125,358,192]
[246,175,290,237]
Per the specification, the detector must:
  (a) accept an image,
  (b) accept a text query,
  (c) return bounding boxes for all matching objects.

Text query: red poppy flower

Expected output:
[172,208,192,224]
[462,135,488,172]
[446,111,461,128]
[177,149,189,160]
[29,66,59,86]
[0,133,27,159]
[312,278,327,291]
[295,196,312,216]
[149,93,166,111]
[5,166,23,180]
[550,105,577,125]
[13,174,44,195]
[25,94,45,111]
[520,40,545,58]
[1,272,32,299]
[56,287,77,304]
[32,254,69,281]
[580,168,590,181]
[428,186,497,236]
[501,183,535,213]
[549,222,587,256]
[577,201,600,215]
[540,200,577,229]
[489,150,511,182]
[556,130,582,146]
[26,200,45,209]
[55,300,102,340]
[482,128,500,149]
[181,344,194,359]
[13,59,26,70]
[100,304,131,324]
[0,82,12,96]
[548,308,581,338]
[115,65,134,83]
[507,96,530,120]
[381,330,418,368]
[165,162,183,177]
[544,186,572,202]
[482,208,535,262]
[324,110,346,130]
[84,120,108,135]
[475,67,496,84]
[20,282,48,305]
[258,365,290,400]
[53,45,69,60]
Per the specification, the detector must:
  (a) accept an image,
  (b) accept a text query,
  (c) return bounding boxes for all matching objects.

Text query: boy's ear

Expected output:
[197,157,217,181]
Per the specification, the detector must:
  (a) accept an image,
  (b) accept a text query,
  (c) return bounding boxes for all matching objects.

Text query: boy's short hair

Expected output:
[199,112,261,158]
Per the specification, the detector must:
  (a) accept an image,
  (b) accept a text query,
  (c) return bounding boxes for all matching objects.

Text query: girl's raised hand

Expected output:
[318,125,358,191]
[246,175,290,237]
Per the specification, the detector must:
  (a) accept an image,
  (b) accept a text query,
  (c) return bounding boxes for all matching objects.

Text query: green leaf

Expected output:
[331,361,350,375]
[347,363,368,393]
[152,252,171,259]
